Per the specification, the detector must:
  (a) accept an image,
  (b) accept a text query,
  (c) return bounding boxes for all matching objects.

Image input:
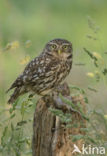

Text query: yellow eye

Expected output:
[51,44,56,49]
[63,45,68,49]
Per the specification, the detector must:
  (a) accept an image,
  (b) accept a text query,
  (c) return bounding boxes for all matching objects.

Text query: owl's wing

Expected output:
[22,56,59,85]
[6,55,59,93]
[6,74,23,93]
[6,57,39,93]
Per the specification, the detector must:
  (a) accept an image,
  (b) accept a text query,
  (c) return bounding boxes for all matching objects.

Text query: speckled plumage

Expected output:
[7,38,73,104]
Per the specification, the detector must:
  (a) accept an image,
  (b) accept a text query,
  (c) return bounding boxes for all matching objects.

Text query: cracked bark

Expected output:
[32,83,86,156]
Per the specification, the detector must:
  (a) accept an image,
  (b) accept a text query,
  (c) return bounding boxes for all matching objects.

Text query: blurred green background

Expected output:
[0,0,107,155]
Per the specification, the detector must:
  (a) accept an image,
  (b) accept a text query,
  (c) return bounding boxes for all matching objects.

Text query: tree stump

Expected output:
[32,83,86,156]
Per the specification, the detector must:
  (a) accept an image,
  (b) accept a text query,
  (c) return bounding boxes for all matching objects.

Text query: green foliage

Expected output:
[83,18,107,151]
[0,0,107,155]
[49,108,72,124]
[0,96,34,156]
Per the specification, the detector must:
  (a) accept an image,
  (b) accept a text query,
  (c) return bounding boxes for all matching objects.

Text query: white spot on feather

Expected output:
[38,67,42,73]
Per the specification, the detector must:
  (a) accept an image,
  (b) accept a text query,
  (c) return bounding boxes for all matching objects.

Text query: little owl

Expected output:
[7,38,73,104]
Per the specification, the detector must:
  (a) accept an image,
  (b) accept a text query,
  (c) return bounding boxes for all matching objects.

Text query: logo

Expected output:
[72,144,81,154]
[72,144,105,155]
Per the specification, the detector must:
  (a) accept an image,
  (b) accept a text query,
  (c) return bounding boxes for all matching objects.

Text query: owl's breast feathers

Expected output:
[27,54,72,94]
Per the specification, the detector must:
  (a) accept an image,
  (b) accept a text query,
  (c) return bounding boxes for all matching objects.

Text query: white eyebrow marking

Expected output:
[62,43,70,46]
[49,42,58,46]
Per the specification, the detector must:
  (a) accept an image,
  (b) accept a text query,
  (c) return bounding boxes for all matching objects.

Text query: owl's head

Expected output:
[44,38,73,60]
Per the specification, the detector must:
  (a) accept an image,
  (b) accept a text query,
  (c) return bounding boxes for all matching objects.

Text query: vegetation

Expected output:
[0,0,107,155]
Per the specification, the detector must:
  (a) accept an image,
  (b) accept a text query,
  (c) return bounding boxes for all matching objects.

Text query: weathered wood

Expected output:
[32,83,86,156]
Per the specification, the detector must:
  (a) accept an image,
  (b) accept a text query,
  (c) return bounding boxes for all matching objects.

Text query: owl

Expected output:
[7,38,73,104]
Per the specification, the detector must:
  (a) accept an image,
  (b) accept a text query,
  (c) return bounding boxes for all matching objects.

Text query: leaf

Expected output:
[84,97,89,104]
[88,86,98,92]
[49,107,63,116]
[10,113,16,119]
[11,123,14,131]
[17,120,27,126]
[21,102,26,118]
[83,48,97,61]
[71,134,84,142]
[83,48,98,67]
[69,85,85,94]
[86,136,97,144]
[9,99,18,114]
[1,126,8,146]
[60,95,74,108]
[102,68,107,75]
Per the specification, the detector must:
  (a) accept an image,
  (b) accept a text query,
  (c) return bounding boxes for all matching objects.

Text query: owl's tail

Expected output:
[8,87,21,104]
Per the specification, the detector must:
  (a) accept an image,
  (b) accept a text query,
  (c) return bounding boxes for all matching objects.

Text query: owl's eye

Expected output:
[51,44,57,49]
[63,45,68,49]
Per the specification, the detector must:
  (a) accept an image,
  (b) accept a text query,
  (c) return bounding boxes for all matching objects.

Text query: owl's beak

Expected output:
[58,49,61,55]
